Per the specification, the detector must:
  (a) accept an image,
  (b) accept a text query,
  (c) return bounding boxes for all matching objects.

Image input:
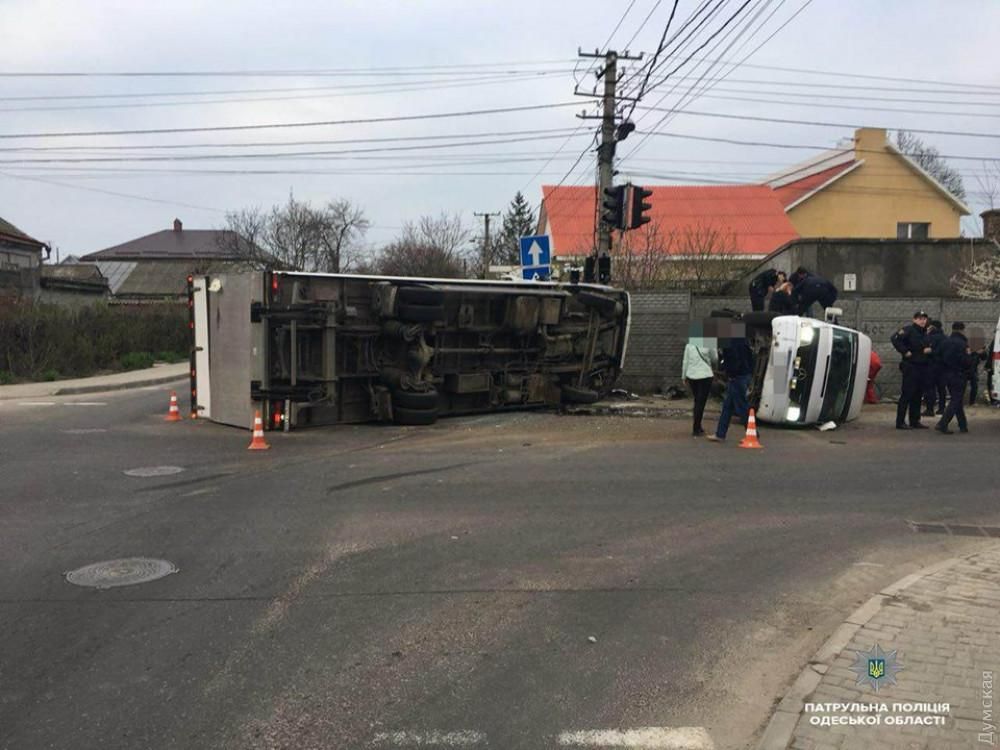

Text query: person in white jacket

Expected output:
[682,339,718,437]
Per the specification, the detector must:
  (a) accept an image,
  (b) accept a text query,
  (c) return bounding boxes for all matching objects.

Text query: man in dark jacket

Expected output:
[791,273,838,317]
[748,269,785,311]
[936,322,973,434]
[707,334,754,442]
[891,311,931,429]
[966,345,987,406]
[923,320,947,416]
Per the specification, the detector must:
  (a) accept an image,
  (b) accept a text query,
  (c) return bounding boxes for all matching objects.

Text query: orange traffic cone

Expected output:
[247,410,270,450]
[164,391,182,422]
[739,408,763,449]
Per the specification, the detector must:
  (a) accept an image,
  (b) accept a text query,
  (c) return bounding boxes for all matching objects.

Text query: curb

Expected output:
[0,368,187,401]
[54,372,187,396]
[754,555,966,750]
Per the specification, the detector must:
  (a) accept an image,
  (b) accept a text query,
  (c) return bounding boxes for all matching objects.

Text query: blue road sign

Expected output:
[519,235,551,280]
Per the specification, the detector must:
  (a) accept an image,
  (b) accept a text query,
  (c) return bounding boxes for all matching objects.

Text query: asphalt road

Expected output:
[1,385,998,750]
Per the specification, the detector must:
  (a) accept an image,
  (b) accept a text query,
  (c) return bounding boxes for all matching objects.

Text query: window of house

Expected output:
[897,222,930,239]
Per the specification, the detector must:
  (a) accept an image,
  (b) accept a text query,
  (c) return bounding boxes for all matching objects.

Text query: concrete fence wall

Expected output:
[620,291,999,398]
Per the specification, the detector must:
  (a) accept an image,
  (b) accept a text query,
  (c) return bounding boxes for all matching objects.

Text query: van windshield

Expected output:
[819,328,857,423]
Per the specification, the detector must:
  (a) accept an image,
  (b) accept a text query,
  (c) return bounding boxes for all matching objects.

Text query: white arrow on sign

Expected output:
[528,240,544,267]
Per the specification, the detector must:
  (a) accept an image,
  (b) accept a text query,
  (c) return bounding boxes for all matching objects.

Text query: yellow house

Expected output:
[765,127,969,238]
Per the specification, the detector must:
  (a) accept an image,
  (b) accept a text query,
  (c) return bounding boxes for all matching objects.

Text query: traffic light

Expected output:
[601,185,627,230]
[629,185,653,230]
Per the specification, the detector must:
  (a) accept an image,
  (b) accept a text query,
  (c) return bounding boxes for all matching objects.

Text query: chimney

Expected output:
[982,209,1000,243]
[173,218,182,232]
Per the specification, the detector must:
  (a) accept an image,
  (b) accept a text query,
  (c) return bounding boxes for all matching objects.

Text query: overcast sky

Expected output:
[1,0,998,258]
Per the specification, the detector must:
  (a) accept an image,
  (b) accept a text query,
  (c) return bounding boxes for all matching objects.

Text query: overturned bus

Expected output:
[189,271,630,430]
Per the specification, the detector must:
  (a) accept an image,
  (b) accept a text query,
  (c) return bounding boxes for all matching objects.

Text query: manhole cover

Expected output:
[65,558,178,589]
[123,466,185,477]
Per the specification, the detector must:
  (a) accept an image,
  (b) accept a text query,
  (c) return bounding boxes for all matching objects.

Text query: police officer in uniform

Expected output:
[891,310,932,429]
[748,268,785,311]
[935,322,973,434]
[923,319,947,416]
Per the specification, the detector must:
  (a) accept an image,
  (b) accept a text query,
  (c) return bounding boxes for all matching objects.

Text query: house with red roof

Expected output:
[763,127,969,239]
[538,184,799,262]
[538,127,970,280]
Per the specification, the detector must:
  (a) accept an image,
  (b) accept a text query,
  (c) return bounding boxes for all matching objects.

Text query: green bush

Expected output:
[0,370,13,385]
[42,369,60,381]
[120,351,156,371]
[154,350,188,364]
[0,301,188,382]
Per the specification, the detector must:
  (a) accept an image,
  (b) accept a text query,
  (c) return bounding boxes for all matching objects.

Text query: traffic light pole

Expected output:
[577,48,642,283]
[596,52,617,264]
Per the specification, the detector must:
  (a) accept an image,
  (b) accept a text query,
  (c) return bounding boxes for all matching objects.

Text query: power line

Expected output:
[645,0,757,96]
[631,0,682,102]
[0,102,580,140]
[0,132,594,164]
[636,106,1000,138]
[679,91,1000,118]
[0,127,582,153]
[0,72,572,114]
[636,54,1000,92]
[0,59,580,78]
[622,0,791,162]
[0,170,222,211]
[638,130,1000,161]
[0,71,575,102]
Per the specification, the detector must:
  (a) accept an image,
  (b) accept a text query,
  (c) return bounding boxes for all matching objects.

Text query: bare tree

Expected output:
[218,194,370,271]
[315,199,371,272]
[216,206,272,269]
[612,221,752,292]
[371,213,472,278]
[973,160,1000,212]
[895,130,966,201]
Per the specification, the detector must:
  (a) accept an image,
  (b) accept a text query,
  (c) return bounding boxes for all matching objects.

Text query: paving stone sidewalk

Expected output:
[762,545,1000,750]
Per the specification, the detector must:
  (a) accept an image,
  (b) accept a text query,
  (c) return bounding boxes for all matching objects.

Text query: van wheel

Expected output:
[397,303,446,323]
[561,385,600,404]
[393,405,438,426]
[392,388,439,410]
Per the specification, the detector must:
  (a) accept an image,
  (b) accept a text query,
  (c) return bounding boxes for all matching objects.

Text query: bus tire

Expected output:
[561,385,600,404]
[392,388,439,410]
[393,405,438,426]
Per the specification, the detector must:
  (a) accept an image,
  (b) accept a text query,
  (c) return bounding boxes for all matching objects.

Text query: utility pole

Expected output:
[473,210,500,279]
[576,47,642,283]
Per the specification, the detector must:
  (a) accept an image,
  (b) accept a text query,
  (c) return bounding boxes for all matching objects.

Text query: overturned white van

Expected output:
[742,312,873,427]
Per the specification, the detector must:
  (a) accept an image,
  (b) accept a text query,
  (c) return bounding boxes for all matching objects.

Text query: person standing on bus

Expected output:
[936,322,973,434]
[791,272,838,317]
[891,311,932,430]
[682,337,717,437]
[748,269,785,312]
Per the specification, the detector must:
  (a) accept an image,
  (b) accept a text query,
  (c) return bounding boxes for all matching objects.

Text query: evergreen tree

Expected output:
[496,191,538,265]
